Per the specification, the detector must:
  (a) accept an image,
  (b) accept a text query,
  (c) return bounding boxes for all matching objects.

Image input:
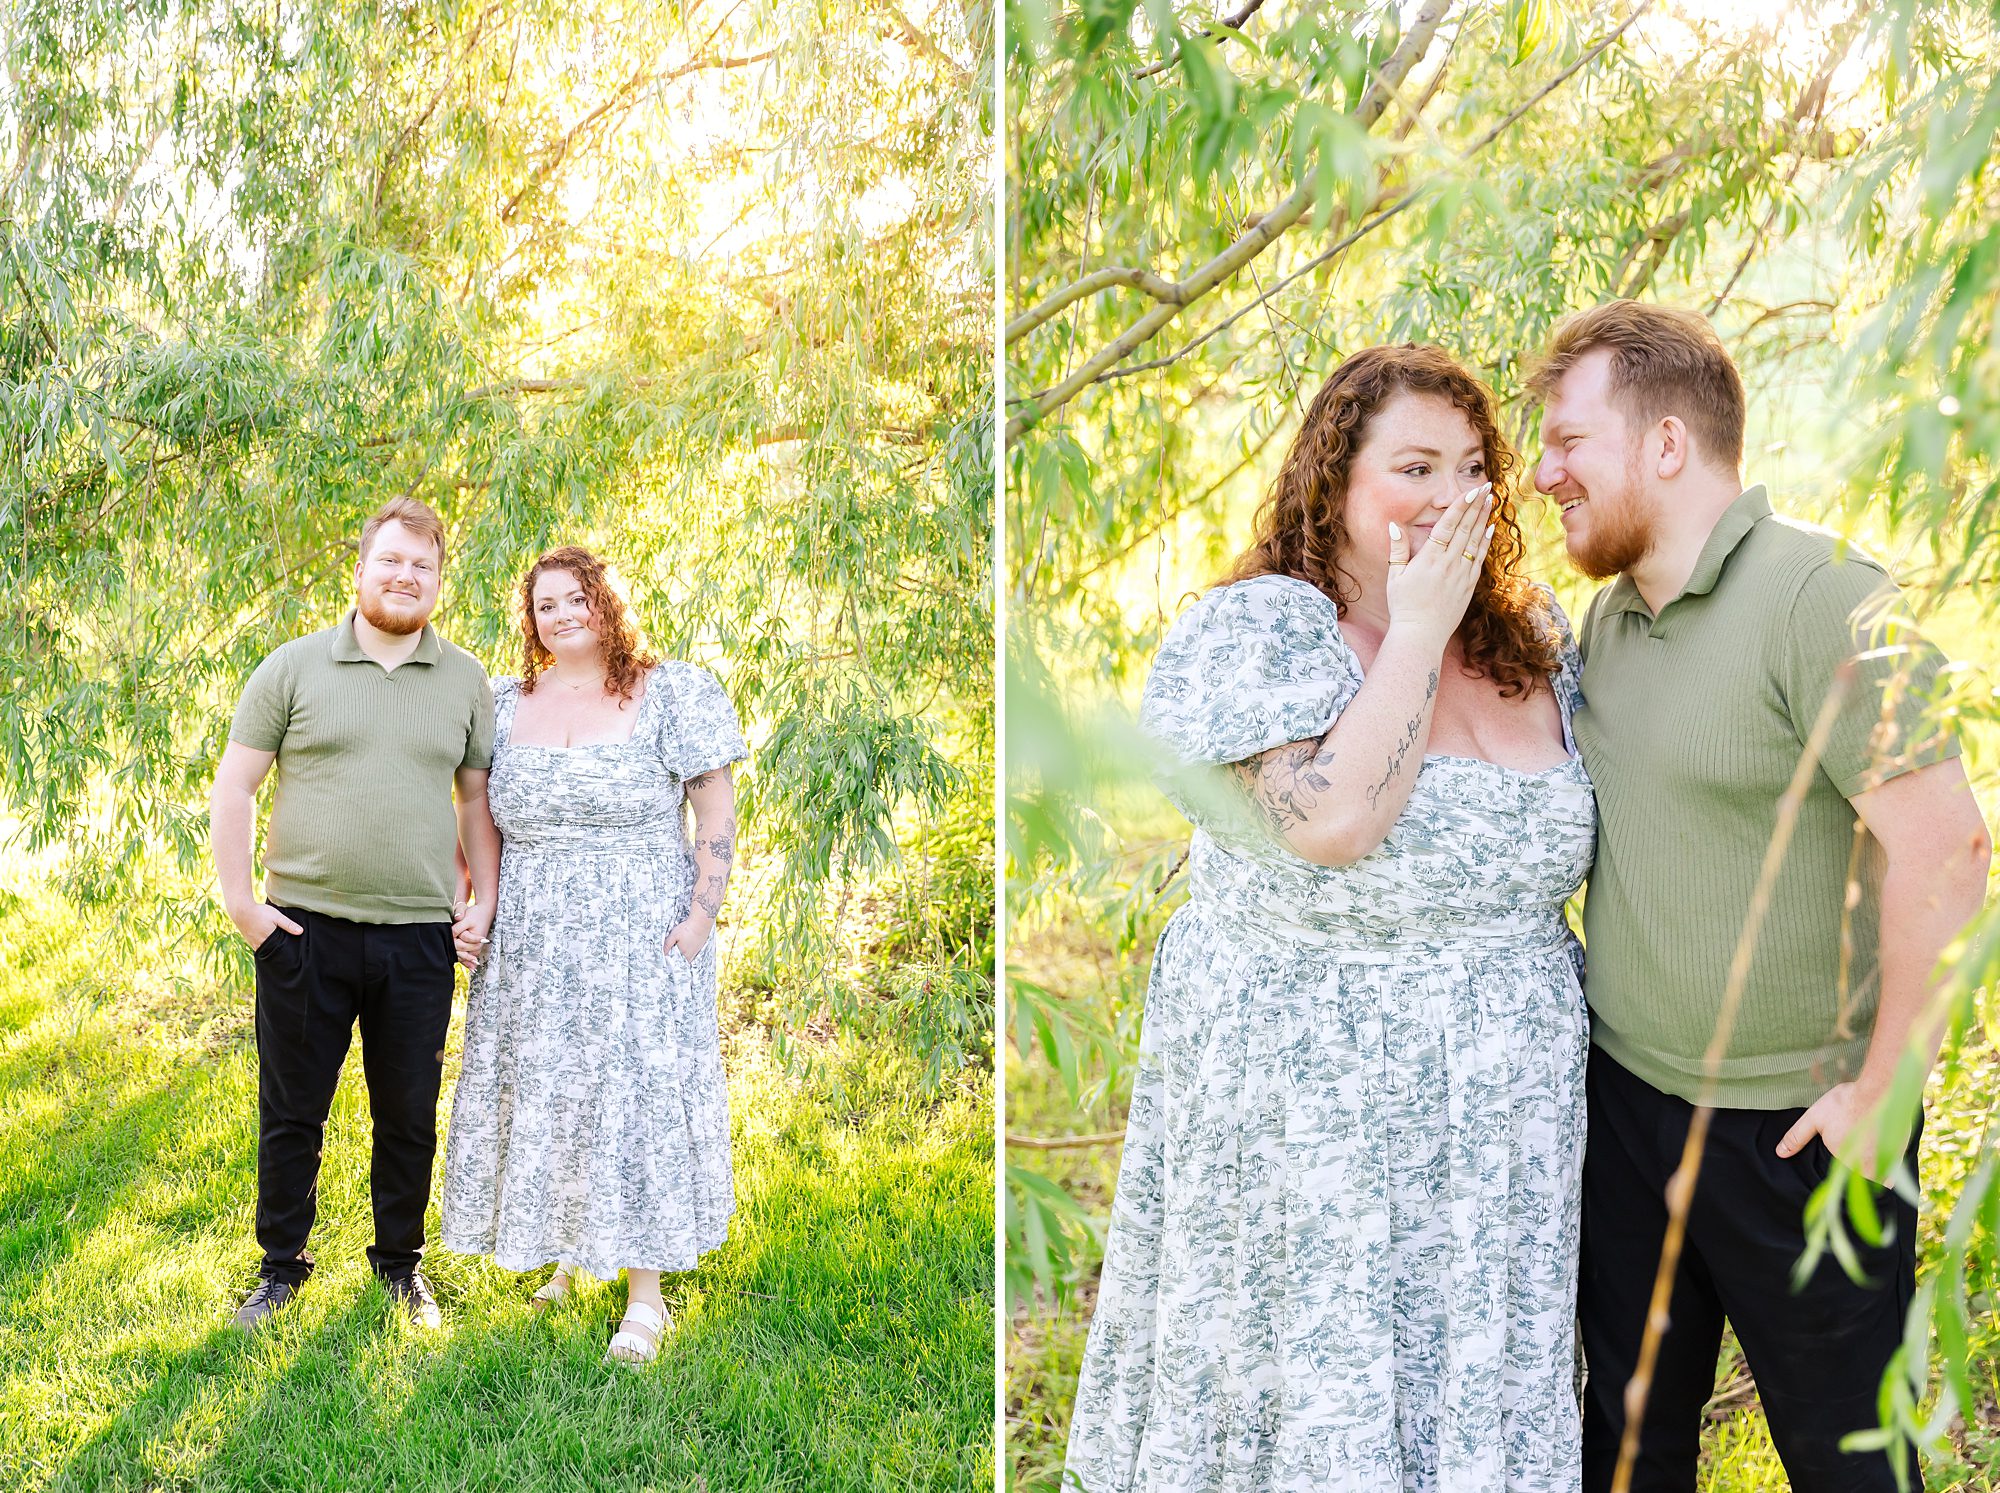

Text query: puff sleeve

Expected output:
[1139,575,1364,830]
[659,662,751,780]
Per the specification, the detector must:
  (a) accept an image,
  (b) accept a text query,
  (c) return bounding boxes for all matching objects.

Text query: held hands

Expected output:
[1385,482,1496,652]
[451,898,495,970]
[231,901,303,952]
[664,913,714,962]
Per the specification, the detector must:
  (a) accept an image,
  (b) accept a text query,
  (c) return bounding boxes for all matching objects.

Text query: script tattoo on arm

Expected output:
[1364,668,1439,810]
[1231,735,1336,834]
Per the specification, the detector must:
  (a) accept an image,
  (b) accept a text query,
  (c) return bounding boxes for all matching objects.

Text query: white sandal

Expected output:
[606,1300,669,1365]
[529,1268,574,1312]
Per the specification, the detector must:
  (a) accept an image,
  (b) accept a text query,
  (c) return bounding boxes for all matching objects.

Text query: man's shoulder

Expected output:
[1747,511,1892,586]
[431,631,489,675]
[254,622,343,676]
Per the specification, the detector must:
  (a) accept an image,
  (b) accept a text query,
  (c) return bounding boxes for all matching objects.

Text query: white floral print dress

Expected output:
[441,661,749,1280]
[1064,574,1595,1493]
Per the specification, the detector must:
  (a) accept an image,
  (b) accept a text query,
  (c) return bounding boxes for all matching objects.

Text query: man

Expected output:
[1529,300,1990,1492]
[210,497,501,1331]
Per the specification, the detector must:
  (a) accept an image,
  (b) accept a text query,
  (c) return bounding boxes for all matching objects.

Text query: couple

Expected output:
[1065,303,1991,1491]
[209,498,746,1366]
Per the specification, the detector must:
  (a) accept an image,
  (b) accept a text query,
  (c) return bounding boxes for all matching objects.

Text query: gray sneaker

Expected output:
[383,1272,441,1330]
[232,1278,299,1332]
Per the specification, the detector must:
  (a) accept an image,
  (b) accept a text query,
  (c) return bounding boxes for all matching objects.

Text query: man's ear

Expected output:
[1655,415,1690,480]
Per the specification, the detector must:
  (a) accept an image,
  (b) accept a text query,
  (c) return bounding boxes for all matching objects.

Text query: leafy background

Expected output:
[1,1,996,1488]
[1003,0,2000,1486]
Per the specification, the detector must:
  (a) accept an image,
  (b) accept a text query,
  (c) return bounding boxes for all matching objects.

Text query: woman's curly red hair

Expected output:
[1221,343,1557,698]
[517,545,657,701]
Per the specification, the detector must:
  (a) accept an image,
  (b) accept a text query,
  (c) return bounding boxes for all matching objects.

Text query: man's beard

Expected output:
[358,587,432,636]
[1565,454,1658,581]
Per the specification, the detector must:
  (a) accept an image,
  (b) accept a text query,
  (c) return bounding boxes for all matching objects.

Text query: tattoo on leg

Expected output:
[1364,669,1439,810]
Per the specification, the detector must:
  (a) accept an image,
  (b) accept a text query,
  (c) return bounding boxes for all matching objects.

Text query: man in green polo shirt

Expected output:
[1529,301,1990,1492]
[209,497,500,1332]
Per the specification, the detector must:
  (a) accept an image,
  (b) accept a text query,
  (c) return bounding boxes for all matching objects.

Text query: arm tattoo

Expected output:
[702,811,737,864]
[692,870,728,918]
[1364,669,1439,810]
[1231,737,1336,833]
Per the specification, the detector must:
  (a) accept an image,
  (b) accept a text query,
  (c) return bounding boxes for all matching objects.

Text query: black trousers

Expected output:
[252,906,457,1285]
[1579,1047,1921,1493]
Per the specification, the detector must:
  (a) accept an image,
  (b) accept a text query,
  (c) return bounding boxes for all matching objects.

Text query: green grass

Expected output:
[0,891,995,1493]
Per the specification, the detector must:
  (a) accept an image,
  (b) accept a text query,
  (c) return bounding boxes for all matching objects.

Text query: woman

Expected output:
[1064,345,1595,1491]
[441,545,747,1365]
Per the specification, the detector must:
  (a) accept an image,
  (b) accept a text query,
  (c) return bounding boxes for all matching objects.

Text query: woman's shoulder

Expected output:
[643,658,713,698]
[489,673,521,697]
[1162,573,1344,652]
[1194,571,1337,616]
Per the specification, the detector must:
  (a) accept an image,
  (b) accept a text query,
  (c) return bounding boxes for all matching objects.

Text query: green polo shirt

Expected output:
[229,611,495,924]
[1576,485,1960,1109]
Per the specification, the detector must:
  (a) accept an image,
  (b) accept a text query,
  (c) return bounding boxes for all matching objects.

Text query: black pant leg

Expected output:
[356,920,457,1281]
[1695,1106,1923,1493]
[254,909,362,1284]
[1579,1050,1729,1493]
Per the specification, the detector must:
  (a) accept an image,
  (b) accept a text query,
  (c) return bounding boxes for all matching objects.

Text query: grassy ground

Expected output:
[0,890,995,1493]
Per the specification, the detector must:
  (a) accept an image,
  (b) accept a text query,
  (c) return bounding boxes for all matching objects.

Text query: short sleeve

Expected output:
[1140,575,1363,767]
[228,650,292,752]
[1781,555,1961,798]
[661,662,750,779]
[487,676,519,751]
[462,672,496,771]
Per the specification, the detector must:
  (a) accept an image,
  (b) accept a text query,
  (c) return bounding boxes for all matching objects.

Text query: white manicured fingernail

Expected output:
[1388,522,1401,539]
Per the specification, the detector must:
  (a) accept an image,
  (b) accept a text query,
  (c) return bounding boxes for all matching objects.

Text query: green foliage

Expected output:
[0,0,994,1081]
[1006,0,2000,1478]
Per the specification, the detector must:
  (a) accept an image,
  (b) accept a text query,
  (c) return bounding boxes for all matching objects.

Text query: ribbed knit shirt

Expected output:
[1576,486,1959,1109]
[228,611,495,924]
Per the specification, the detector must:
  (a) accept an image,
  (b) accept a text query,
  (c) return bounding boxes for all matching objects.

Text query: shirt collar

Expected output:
[331,608,441,667]
[1594,484,1772,627]
[1678,484,1772,602]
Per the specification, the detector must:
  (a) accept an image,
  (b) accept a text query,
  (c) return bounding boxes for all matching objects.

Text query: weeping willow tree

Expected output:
[0,0,993,1081]
[1005,0,2000,1479]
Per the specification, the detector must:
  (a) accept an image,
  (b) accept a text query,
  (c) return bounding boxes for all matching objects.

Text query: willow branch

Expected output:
[498,49,777,222]
[1005,0,1450,439]
[1133,0,1270,81]
[1009,0,1650,421]
[881,4,973,87]
[1005,1130,1126,1150]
